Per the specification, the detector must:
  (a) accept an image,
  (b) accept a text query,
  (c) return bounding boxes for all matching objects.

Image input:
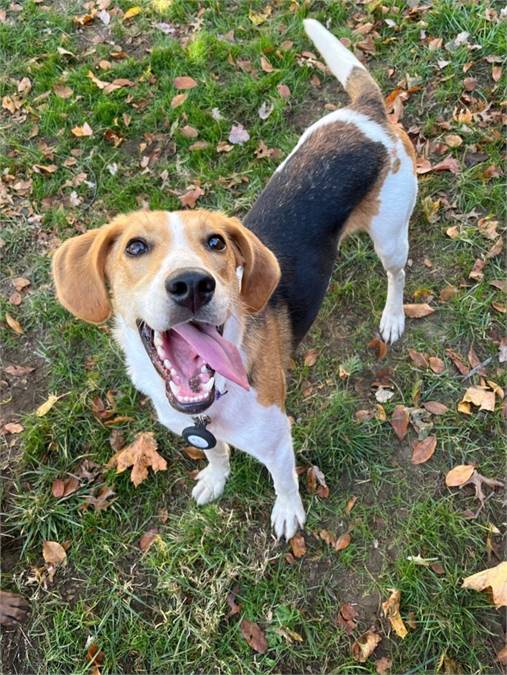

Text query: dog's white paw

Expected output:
[379,308,405,344]
[271,493,306,540]
[192,465,230,506]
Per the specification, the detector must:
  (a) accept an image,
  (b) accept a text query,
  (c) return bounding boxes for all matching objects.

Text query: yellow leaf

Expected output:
[249,5,272,25]
[457,400,472,415]
[42,540,67,565]
[36,394,59,417]
[123,6,141,20]
[461,385,495,412]
[462,561,507,607]
[71,122,93,137]
[382,589,408,638]
[445,465,475,487]
[5,312,23,334]
[107,432,167,486]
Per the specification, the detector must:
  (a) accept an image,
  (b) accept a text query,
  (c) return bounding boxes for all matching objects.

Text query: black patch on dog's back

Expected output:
[244,120,387,345]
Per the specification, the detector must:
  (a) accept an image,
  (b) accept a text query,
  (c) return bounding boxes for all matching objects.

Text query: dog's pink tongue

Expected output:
[173,323,249,390]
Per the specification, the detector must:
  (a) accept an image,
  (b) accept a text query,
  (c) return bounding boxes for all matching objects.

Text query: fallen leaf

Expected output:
[463,76,477,91]
[335,532,351,551]
[86,643,105,675]
[249,5,272,25]
[106,432,167,487]
[226,585,241,617]
[42,541,67,566]
[240,619,268,653]
[486,238,503,259]
[303,349,318,367]
[258,100,274,120]
[499,338,507,364]
[404,304,435,318]
[368,336,388,359]
[391,405,410,440]
[422,401,449,415]
[489,279,507,293]
[462,561,507,607]
[446,348,469,376]
[497,646,507,665]
[382,589,408,638]
[71,122,93,138]
[375,387,394,403]
[306,465,329,498]
[408,349,429,368]
[52,477,80,498]
[260,55,274,72]
[411,435,437,464]
[181,125,198,139]
[446,225,460,239]
[461,385,495,412]
[139,528,159,552]
[375,656,392,675]
[444,134,463,148]
[171,93,188,108]
[228,124,250,145]
[4,364,35,377]
[345,496,357,514]
[12,277,30,291]
[352,628,382,662]
[35,394,59,417]
[179,186,204,208]
[81,485,115,511]
[173,76,197,90]
[439,285,458,302]
[445,464,475,487]
[123,6,141,21]
[277,83,291,98]
[3,422,24,434]
[337,602,358,634]
[290,533,306,558]
[429,356,445,374]
[183,446,205,460]
[469,259,485,281]
[5,313,23,334]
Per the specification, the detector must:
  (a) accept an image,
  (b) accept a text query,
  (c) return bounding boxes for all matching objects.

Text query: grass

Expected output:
[1,0,505,673]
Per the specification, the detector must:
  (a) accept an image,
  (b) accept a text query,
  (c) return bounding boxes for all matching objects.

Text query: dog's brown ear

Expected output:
[52,221,124,323]
[224,217,281,313]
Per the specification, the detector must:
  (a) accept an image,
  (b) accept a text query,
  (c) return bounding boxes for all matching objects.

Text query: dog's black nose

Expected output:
[165,269,216,313]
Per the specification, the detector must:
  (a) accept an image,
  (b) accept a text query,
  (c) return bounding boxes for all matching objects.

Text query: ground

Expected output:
[0,0,506,673]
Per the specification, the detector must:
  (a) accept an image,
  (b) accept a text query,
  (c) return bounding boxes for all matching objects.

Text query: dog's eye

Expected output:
[125,238,149,257]
[207,235,226,251]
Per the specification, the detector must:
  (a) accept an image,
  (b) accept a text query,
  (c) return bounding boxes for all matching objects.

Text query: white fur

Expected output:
[304,18,366,85]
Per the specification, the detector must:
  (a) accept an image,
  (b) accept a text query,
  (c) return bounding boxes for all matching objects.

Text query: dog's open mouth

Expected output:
[138,320,249,414]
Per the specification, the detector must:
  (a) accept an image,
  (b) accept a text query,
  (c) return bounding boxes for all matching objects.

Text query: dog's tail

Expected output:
[303,19,386,121]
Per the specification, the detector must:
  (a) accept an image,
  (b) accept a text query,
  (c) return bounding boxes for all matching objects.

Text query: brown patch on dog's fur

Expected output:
[391,125,416,171]
[244,306,292,408]
[347,67,387,124]
[341,162,389,238]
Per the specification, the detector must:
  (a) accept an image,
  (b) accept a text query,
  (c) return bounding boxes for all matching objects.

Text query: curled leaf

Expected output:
[411,435,437,464]
[462,561,507,607]
[382,589,408,638]
[445,464,475,487]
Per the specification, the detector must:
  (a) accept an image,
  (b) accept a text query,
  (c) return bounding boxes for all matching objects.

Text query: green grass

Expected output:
[1,0,505,673]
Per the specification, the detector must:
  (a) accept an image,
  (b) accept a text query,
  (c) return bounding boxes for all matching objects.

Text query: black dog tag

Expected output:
[182,416,216,450]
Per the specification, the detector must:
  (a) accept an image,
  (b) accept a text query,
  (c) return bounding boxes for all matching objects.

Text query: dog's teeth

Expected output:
[164,359,171,369]
[202,377,214,392]
[169,381,181,397]
[200,365,208,374]
[157,346,165,359]
[170,368,177,377]
[154,332,162,347]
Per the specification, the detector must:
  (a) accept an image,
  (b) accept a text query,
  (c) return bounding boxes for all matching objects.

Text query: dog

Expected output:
[53,20,417,540]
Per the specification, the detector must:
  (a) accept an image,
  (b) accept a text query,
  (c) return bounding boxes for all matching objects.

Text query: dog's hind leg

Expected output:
[367,146,417,343]
[192,441,231,505]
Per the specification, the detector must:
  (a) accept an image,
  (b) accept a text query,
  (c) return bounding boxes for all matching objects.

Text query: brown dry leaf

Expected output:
[249,5,272,25]
[352,628,382,662]
[226,585,242,617]
[139,528,159,552]
[337,602,358,634]
[462,561,507,607]
[277,83,291,98]
[375,656,392,675]
[289,533,306,558]
[179,186,204,208]
[335,532,351,551]
[445,464,475,487]
[368,336,388,359]
[3,422,24,434]
[469,259,485,281]
[5,313,23,334]
[404,303,435,319]
[489,279,507,293]
[486,238,503,259]
[319,529,336,546]
[411,435,437,464]
[240,619,268,653]
[12,277,30,291]
[53,84,73,98]
[52,477,80,498]
[492,65,502,82]
[444,134,463,148]
[439,285,458,302]
[429,356,445,374]
[461,385,495,412]
[422,401,449,415]
[106,432,167,487]
[408,349,429,368]
[42,541,67,566]
[174,76,197,90]
[382,589,408,639]
[345,495,358,514]
[71,122,93,138]
[457,401,472,415]
[81,486,115,511]
[391,405,410,440]
[446,225,460,239]
[497,646,507,665]
[171,93,188,108]
[35,394,59,417]
[260,55,274,72]
[86,643,105,675]
[4,364,35,377]
[181,125,198,139]
[446,348,469,376]
[183,446,205,460]
[303,349,318,367]
[306,465,329,498]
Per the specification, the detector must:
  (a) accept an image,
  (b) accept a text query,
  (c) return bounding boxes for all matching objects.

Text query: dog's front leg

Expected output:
[191,441,231,505]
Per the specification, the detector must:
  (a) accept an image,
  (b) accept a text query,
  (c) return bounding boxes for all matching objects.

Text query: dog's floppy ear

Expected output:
[52,220,124,323]
[224,217,281,314]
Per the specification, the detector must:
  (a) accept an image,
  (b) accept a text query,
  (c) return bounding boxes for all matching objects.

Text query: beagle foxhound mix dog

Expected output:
[53,20,417,540]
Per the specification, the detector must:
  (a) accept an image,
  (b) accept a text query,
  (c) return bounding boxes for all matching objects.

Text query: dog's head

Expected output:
[53,209,280,414]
